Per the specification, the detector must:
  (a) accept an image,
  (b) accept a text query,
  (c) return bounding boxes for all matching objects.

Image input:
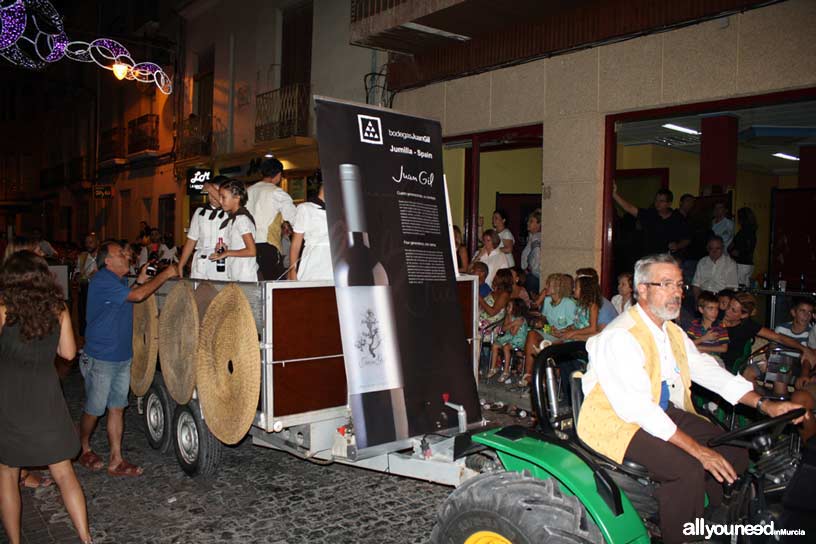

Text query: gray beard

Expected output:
[649,300,681,321]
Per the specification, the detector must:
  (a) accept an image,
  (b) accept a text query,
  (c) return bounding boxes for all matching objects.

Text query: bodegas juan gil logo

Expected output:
[358,114,383,145]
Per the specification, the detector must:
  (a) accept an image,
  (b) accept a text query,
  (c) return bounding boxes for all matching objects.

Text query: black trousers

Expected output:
[256,242,284,281]
[624,405,748,544]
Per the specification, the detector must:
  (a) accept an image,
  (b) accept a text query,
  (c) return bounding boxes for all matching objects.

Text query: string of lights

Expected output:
[0,0,172,94]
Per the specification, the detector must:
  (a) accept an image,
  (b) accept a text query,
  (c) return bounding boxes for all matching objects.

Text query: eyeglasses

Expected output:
[643,281,686,291]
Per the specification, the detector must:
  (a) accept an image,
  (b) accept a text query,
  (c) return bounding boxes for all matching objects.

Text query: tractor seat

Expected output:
[570,371,651,480]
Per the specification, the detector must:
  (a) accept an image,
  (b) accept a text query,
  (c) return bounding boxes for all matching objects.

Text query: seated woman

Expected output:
[722,292,816,441]
[469,229,510,286]
[519,273,577,387]
[510,267,531,305]
[555,269,602,342]
[477,269,514,346]
[611,272,635,314]
[486,298,529,382]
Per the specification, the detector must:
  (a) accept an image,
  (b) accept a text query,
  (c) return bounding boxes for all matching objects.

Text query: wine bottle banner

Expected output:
[316,96,482,452]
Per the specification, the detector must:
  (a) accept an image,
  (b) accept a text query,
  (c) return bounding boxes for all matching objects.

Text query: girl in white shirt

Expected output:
[178,176,228,280]
[210,180,258,282]
[288,182,332,281]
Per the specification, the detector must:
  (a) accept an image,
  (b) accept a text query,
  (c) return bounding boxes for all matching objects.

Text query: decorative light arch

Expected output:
[0,0,172,94]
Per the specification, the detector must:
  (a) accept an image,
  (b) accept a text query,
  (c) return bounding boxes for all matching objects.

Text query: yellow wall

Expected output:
[443,147,465,229]
[618,142,781,279]
[479,147,542,225]
[778,175,799,189]
[616,144,700,198]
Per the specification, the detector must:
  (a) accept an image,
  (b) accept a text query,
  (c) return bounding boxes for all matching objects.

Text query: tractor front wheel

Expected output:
[431,471,603,544]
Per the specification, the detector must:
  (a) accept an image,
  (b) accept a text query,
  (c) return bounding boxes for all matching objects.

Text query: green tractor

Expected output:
[432,343,808,543]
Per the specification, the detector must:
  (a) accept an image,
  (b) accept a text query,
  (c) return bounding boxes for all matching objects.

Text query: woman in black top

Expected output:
[728,207,757,287]
[0,251,92,543]
[721,292,816,372]
[722,293,816,440]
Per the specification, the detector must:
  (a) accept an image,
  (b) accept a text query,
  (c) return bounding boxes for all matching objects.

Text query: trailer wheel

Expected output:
[142,374,176,454]
[172,399,223,477]
[431,471,603,544]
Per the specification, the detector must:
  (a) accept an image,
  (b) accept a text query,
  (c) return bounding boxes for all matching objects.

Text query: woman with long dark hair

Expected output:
[211,179,259,282]
[0,251,91,544]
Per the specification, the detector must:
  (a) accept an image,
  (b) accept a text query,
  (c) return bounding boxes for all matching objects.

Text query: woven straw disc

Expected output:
[131,294,159,396]
[195,283,260,444]
[158,281,200,404]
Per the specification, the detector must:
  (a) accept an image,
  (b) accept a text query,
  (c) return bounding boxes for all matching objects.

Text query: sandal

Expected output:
[498,371,511,383]
[20,471,54,489]
[485,367,500,379]
[77,450,104,472]
[518,374,532,387]
[107,460,143,477]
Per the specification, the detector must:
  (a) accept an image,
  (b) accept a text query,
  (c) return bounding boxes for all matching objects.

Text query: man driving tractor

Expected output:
[577,254,809,543]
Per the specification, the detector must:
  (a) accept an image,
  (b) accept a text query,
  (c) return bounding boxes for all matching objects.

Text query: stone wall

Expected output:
[392,0,816,278]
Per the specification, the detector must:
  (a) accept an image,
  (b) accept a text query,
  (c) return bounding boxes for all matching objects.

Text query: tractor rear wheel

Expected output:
[431,471,603,544]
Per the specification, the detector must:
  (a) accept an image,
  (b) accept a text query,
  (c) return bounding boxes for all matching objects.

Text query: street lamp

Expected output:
[112,61,129,80]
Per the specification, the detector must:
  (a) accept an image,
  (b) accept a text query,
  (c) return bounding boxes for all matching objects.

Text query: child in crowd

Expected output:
[510,267,531,305]
[486,298,530,382]
[686,291,729,364]
[556,269,602,342]
[471,261,491,298]
[716,289,736,321]
[520,273,577,386]
[774,297,815,359]
[612,272,635,314]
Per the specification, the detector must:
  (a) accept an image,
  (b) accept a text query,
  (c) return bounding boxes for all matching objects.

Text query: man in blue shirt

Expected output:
[78,241,176,476]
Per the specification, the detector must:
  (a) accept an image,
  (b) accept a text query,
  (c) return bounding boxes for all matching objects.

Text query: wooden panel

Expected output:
[271,287,343,361]
[456,279,473,340]
[272,357,348,416]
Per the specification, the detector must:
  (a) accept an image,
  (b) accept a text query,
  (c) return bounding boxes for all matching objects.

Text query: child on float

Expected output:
[178,175,228,280]
[486,297,530,382]
[210,179,259,282]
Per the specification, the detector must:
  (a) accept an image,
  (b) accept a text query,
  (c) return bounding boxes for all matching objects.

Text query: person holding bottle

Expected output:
[210,179,258,282]
[178,176,228,280]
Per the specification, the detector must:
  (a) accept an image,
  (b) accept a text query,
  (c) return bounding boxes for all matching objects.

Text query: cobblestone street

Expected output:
[3,366,526,544]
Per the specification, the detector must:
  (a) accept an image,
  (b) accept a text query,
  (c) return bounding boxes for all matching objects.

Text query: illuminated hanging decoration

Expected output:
[0,0,172,94]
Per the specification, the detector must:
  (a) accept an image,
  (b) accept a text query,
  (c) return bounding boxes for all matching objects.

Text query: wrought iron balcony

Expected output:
[128,113,160,155]
[255,83,310,143]
[178,114,212,160]
[99,127,126,163]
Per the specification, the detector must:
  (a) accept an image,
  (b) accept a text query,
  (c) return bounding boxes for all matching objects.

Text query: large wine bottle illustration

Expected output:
[334,163,409,448]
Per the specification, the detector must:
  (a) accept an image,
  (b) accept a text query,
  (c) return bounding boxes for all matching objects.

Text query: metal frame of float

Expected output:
[146,275,483,486]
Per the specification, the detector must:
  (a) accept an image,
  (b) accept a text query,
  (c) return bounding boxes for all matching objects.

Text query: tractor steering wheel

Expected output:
[707,408,805,448]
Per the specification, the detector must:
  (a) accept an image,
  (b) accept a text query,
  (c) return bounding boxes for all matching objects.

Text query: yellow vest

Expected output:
[577,306,697,463]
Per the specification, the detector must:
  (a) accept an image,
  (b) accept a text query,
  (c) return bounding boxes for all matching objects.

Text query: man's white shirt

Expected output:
[246,182,297,244]
[692,254,738,293]
[581,304,752,441]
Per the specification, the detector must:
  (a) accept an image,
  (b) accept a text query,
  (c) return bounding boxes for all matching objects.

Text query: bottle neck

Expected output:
[348,232,370,248]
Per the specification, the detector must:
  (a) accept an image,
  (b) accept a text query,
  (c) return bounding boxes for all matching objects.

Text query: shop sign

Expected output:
[94,185,113,199]
[187,168,213,195]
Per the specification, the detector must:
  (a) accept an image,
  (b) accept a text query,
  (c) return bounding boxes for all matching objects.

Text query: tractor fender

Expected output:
[472,426,650,544]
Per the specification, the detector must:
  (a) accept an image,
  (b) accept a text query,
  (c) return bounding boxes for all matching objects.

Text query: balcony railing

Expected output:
[100,127,126,162]
[350,0,411,23]
[69,156,89,182]
[255,83,310,143]
[128,113,159,155]
[178,114,212,160]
